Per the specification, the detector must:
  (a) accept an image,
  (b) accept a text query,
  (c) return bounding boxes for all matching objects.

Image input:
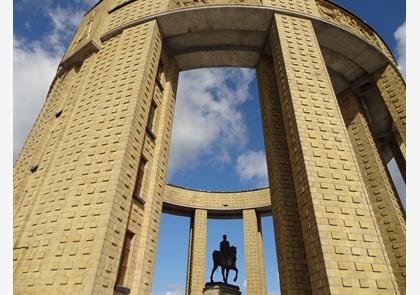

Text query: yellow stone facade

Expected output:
[243,209,267,295]
[257,55,311,294]
[337,90,406,294]
[270,13,399,293]
[187,209,208,295]
[14,0,405,294]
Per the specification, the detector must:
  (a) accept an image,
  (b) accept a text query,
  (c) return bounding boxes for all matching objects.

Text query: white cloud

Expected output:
[167,68,255,177]
[153,284,184,295]
[235,150,268,186]
[14,4,85,161]
[45,6,84,53]
[13,38,61,160]
[394,21,406,79]
[81,0,99,6]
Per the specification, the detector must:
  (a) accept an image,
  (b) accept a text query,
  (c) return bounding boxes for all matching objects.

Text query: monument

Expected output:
[14,0,406,294]
[210,235,239,284]
[204,235,241,295]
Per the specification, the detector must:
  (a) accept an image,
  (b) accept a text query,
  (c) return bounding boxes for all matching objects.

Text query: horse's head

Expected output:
[230,246,237,256]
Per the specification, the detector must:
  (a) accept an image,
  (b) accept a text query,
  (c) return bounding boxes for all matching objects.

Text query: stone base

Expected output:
[203,282,242,295]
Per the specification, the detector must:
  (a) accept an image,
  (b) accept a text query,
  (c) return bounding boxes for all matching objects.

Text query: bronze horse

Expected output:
[210,246,238,284]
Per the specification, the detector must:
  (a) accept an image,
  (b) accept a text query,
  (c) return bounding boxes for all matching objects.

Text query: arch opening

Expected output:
[166,67,269,192]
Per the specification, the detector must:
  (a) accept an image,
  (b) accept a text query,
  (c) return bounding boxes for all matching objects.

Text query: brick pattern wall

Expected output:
[118,37,179,295]
[108,0,170,31]
[13,69,74,212]
[62,0,112,65]
[255,216,266,295]
[112,35,172,293]
[13,57,96,293]
[188,209,208,295]
[374,65,406,150]
[185,223,193,295]
[169,0,261,10]
[164,185,270,210]
[270,13,400,294]
[13,64,89,280]
[338,90,406,294]
[257,55,311,294]
[263,0,320,16]
[13,19,163,294]
[316,0,395,63]
[173,0,321,16]
[243,209,267,295]
[14,0,406,293]
[107,0,321,33]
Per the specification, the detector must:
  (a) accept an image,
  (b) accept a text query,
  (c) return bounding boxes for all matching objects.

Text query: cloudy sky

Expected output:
[13,1,405,294]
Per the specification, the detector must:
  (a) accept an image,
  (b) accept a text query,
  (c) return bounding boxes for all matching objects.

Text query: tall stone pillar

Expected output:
[13,63,92,274]
[257,55,311,294]
[269,13,400,294]
[13,67,78,212]
[337,90,406,294]
[185,219,194,295]
[13,20,169,294]
[129,46,179,294]
[187,209,208,295]
[243,209,267,295]
[374,65,406,174]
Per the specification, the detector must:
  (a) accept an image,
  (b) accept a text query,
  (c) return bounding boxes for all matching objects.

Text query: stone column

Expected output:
[269,13,400,294]
[185,221,193,295]
[187,209,208,295]
[374,65,406,170]
[337,90,406,294]
[243,209,267,295]
[13,20,167,294]
[257,55,311,294]
[131,45,180,294]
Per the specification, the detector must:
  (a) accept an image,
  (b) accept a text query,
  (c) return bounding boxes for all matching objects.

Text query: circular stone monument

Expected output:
[13,0,406,294]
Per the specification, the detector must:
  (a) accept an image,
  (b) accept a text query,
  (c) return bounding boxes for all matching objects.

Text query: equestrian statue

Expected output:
[210,235,238,284]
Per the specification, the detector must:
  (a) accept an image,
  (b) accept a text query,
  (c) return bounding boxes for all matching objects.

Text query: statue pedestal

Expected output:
[203,282,242,295]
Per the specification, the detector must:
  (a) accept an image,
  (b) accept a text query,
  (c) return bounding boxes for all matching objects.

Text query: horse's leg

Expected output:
[221,267,226,283]
[233,267,238,282]
[210,264,218,283]
[225,268,230,284]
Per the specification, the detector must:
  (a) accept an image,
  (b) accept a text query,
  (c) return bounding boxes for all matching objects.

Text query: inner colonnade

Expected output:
[163,185,272,295]
[13,0,406,294]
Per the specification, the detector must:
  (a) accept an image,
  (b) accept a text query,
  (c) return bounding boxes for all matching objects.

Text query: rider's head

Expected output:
[223,234,227,240]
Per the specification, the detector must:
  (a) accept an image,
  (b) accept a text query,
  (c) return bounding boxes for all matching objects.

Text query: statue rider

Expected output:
[210,235,238,284]
[220,235,230,263]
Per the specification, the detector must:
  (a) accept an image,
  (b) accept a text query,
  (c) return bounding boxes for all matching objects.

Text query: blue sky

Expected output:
[13,1,405,295]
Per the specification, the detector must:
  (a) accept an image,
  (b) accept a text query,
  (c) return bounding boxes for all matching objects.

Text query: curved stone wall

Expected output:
[316,0,395,62]
[60,0,400,158]
[72,0,396,67]
[163,184,271,216]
